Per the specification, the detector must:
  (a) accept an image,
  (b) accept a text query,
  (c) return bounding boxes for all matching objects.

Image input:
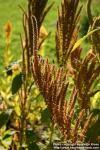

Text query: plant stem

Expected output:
[49,123,54,149]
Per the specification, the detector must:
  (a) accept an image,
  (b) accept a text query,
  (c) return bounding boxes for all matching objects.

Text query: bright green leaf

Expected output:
[72,28,100,52]
[3,130,15,140]
[11,73,24,95]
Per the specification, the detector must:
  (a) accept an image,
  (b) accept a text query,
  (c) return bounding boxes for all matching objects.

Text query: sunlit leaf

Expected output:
[11,73,24,94]
[72,28,100,52]
[2,130,15,149]
[3,130,15,140]
[0,109,12,129]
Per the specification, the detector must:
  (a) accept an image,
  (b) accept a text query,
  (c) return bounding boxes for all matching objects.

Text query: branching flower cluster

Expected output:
[21,0,100,143]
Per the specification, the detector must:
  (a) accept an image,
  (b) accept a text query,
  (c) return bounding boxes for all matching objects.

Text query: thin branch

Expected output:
[87,0,93,25]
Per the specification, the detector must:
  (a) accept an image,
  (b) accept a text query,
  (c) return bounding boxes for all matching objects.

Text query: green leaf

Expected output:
[91,109,100,116]
[0,109,12,129]
[72,28,100,52]
[26,129,38,144]
[85,117,100,142]
[41,108,51,125]
[3,130,15,140]
[11,73,24,94]
[1,131,15,149]
[85,109,100,142]
[28,143,40,150]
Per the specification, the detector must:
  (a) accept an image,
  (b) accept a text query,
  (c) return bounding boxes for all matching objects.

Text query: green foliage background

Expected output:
[0,0,100,66]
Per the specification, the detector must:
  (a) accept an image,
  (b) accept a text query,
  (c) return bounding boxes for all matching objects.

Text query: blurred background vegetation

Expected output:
[0,0,100,149]
[0,0,100,67]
